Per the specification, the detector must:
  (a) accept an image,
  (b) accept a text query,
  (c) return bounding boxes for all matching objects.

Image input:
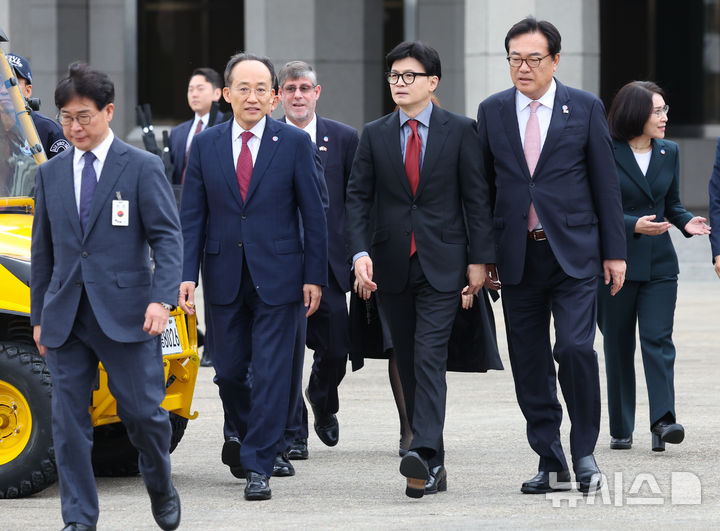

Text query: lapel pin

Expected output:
[660,149,666,155]
[319,146,328,151]
[272,136,278,142]
[562,105,569,114]
[323,136,329,142]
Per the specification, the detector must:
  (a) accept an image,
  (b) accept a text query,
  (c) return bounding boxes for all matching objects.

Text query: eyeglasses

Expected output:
[282,84,316,94]
[58,111,98,126]
[386,71,433,85]
[233,86,270,98]
[506,54,552,69]
[652,104,670,117]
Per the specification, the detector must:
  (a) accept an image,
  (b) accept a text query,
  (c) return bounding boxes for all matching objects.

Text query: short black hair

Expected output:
[190,67,223,90]
[385,41,442,79]
[608,81,666,142]
[224,52,276,89]
[54,62,114,111]
[505,17,562,57]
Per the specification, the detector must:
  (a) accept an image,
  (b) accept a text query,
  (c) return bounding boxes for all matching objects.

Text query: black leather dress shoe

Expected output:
[573,455,603,493]
[424,465,447,494]
[147,484,181,530]
[272,452,295,477]
[399,451,429,498]
[199,350,213,367]
[651,420,684,452]
[62,524,96,531]
[244,471,271,500]
[221,437,245,478]
[287,438,309,460]
[520,470,572,494]
[305,387,339,447]
[610,435,633,450]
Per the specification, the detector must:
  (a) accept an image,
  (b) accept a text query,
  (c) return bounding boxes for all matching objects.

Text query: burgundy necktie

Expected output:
[405,119,421,256]
[524,101,541,231]
[236,131,254,201]
[181,119,204,184]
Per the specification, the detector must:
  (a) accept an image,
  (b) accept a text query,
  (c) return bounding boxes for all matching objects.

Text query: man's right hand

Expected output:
[33,325,46,357]
[178,281,196,314]
[353,255,377,299]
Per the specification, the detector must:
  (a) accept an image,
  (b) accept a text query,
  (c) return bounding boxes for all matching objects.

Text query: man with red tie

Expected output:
[346,41,494,499]
[178,53,327,501]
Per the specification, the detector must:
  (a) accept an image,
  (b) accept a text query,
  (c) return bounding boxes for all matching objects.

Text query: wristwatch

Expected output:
[159,302,175,311]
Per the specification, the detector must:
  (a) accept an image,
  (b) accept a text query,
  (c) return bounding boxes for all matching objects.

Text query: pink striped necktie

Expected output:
[524,101,541,232]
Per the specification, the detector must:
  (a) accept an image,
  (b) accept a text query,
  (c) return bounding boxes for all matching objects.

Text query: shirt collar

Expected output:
[399,101,433,129]
[285,113,317,142]
[516,78,557,113]
[73,129,115,167]
[195,112,209,126]
[232,115,266,141]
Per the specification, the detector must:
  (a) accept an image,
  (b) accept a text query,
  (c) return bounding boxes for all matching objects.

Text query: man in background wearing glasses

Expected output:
[346,41,494,499]
[178,52,327,501]
[475,17,627,495]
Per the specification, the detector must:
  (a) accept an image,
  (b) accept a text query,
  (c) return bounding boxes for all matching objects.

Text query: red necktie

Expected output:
[236,131,254,201]
[405,119,421,256]
[524,101,541,231]
[181,119,204,184]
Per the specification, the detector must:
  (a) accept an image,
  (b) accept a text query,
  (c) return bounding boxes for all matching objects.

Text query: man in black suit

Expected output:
[275,61,359,472]
[475,17,626,494]
[346,41,494,498]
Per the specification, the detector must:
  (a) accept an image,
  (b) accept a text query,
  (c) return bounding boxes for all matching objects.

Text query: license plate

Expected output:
[160,316,183,355]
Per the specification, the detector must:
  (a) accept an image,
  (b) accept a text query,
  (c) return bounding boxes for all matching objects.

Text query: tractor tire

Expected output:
[92,412,188,477]
[0,343,56,499]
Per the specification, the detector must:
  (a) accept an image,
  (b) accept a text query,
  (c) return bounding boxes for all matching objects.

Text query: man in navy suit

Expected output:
[178,52,327,501]
[276,61,359,467]
[169,67,228,186]
[476,17,626,494]
[31,63,182,531]
[709,137,720,277]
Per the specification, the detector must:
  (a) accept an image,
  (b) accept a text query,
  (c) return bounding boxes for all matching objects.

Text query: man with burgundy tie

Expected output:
[31,63,183,530]
[475,17,627,494]
[178,52,327,501]
[346,41,494,499]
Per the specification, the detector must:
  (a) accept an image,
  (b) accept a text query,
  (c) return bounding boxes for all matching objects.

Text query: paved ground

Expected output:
[5,229,720,529]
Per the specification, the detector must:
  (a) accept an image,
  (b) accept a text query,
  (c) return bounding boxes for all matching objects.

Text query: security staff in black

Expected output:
[7,53,69,158]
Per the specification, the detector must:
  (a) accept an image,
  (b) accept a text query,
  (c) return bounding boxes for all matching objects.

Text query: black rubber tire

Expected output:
[0,343,56,499]
[92,412,188,477]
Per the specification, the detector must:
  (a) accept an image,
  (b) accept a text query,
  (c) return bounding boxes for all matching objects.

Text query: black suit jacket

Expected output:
[346,106,494,294]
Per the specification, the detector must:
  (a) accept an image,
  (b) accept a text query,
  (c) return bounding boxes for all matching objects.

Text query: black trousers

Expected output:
[377,255,458,466]
[501,240,600,473]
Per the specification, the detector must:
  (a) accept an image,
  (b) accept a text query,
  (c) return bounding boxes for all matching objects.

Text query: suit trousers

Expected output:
[283,307,309,447]
[377,254,458,465]
[501,240,600,472]
[597,276,678,438]
[45,291,171,527]
[209,258,300,477]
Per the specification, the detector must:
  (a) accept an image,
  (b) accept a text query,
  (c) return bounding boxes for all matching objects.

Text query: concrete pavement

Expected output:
[5,229,720,529]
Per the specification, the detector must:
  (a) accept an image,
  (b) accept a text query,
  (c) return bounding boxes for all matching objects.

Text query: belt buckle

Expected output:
[530,230,546,241]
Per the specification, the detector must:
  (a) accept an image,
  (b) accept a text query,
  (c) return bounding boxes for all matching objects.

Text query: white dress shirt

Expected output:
[185,113,209,153]
[516,78,556,150]
[285,113,317,144]
[634,150,652,175]
[231,116,265,167]
[73,130,115,211]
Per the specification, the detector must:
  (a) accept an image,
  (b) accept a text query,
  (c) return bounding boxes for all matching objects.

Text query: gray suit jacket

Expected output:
[30,136,182,347]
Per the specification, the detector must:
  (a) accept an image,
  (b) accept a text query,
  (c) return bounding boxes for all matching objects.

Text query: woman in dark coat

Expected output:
[598,81,710,451]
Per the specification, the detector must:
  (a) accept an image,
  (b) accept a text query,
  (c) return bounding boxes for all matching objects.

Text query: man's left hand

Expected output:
[143,302,170,335]
[462,263,487,297]
[303,284,322,317]
[603,259,627,296]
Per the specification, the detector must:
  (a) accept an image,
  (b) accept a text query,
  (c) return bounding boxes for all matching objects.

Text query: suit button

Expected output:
[411,205,417,210]
[648,204,653,209]
[81,251,88,258]
[74,281,82,287]
[529,182,535,188]
[242,215,247,220]
[238,242,243,247]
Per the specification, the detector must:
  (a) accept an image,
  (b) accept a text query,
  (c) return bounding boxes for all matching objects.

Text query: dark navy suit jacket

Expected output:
[180,116,328,306]
[708,137,720,261]
[30,137,182,346]
[476,79,626,284]
[281,115,359,292]
[614,139,692,281]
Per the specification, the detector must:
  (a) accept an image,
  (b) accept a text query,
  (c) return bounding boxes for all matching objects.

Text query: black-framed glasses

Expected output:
[652,104,670,117]
[58,111,98,126]
[506,54,551,69]
[386,71,432,85]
